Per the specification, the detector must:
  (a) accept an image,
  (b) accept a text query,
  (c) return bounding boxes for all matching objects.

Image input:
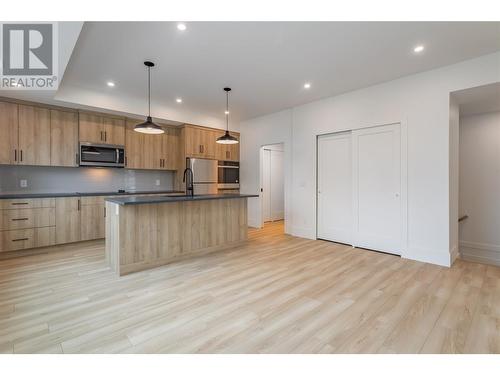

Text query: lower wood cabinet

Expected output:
[55,197,81,244]
[80,197,106,241]
[0,227,55,252]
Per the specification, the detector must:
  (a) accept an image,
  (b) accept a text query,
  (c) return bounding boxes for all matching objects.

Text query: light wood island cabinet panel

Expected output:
[55,197,81,244]
[18,105,51,166]
[0,101,18,165]
[50,110,79,167]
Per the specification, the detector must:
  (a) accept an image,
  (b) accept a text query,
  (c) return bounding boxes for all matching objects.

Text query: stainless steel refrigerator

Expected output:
[187,158,218,195]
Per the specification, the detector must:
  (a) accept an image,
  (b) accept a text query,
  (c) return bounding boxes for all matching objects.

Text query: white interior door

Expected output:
[317,132,353,244]
[352,123,401,254]
[262,149,272,222]
[270,150,284,221]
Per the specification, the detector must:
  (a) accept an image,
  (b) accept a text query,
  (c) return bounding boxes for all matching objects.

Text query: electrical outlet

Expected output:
[20,179,28,188]
[155,179,160,186]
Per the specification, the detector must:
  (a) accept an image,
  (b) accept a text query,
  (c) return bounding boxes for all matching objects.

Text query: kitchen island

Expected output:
[105,194,258,275]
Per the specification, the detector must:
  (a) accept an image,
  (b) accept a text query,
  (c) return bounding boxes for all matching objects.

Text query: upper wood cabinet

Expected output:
[17,105,51,166]
[125,119,145,169]
[160,127,179,170]
[50,110,79,167]
[183,126,216,159]
[0,101,18,165]
[215,131,240,161]
[79,112,125,145]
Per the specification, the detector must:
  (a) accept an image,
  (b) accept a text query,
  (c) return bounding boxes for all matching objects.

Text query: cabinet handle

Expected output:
[11,202,29,206]
[100,131,103,141]
[20,150,23,162]
[12,218,29,221]
[105,131,107,142]
[77,199,81,211]
[14,149,17,162]
[104,207,106,217]
[12,238,29,242]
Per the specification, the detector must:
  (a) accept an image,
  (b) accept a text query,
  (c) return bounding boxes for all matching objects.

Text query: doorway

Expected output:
[260,144,285,226]
[317,123,403,255]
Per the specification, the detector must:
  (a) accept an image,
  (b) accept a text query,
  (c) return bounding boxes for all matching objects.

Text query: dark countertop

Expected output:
[106,194,259,206]
[0,190,185,199]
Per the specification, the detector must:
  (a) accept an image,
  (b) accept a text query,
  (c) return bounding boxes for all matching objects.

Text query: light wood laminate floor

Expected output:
[0,221,499,354]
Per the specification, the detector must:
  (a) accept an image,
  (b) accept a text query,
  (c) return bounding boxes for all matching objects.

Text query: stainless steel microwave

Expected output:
[79,143,125,167]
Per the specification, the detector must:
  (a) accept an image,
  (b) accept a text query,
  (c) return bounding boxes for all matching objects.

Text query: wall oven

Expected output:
[79,143,125,167]
[218,161,239,189]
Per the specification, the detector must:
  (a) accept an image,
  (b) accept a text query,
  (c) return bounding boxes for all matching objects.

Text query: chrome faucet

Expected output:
[183,167,194,196]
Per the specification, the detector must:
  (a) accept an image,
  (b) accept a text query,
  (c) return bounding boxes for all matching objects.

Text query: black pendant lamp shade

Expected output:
[216,87,239,145]
[134,61,164,134]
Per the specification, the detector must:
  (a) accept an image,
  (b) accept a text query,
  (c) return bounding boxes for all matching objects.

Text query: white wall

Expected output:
[459,111,500,265]
[239,110,292,230]
[449,97,460,264]
[239,52,500,267]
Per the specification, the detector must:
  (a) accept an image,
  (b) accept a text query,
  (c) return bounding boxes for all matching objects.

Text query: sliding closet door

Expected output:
[317,132,353,244]
[352,123,401,254]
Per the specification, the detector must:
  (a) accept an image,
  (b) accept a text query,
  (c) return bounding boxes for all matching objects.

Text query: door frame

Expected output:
[315,121,408,255]
[259,143,285,228]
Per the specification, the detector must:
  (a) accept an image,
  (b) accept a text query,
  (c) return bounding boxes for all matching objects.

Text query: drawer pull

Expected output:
[12,218,29,221]
[12,238,29,242]
[11,202,29,205]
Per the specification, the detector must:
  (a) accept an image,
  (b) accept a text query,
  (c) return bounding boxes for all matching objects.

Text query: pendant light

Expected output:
[216,87,239,144]
[134,61,164,134]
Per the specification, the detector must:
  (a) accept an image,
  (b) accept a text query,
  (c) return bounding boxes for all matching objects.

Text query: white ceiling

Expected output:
[3,22,500,127]
[452,82,500,116]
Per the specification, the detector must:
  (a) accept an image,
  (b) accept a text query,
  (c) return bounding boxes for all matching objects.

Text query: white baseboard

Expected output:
[402,246,451,267]
[460,240,500,266]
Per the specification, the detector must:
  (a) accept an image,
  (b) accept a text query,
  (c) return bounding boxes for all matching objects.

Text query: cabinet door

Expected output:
[103,117,125,145]
[80,204,105,240]
[202,130,216,159]
[215,131,226,160]
[228,132,240,161]
[184,127,202,157]
[18,105,51,166]
[79,112,104,144]
[0,101,18,165]
[143,133,162,170]
[55,197,81,244]
[125,119,145,169]
[50,110,79,167]
[162,128,179,170]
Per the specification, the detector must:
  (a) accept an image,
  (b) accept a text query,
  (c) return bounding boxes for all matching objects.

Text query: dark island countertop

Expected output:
[0,190,185,199]
[105,194,259,206]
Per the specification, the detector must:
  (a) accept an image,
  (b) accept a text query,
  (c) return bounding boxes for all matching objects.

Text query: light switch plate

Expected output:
[20,179,28,188]
[155,179,160,186]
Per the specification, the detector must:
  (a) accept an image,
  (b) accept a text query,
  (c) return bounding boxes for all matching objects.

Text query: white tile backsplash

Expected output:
[0,165,175,194]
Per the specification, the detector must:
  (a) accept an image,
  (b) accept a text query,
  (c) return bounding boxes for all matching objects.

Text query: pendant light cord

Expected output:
[226,90,229,131]
[148,66,151,117]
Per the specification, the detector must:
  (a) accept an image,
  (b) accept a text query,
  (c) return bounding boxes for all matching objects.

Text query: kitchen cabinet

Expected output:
[50,110,79,167]
[125,119,178,170]
[79,112,125,145]
[55,197,81,244]
[215,131,240,161]
[80,197,106,241]
[17,105,51,166]
[184,126,216,159]
[0,198,56,252]
[0,101,18,165]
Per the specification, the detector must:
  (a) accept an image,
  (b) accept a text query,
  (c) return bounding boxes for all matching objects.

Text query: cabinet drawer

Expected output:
[0,207,55,230]
[80,196,106,205]
[0,227,55,252]
[0,198,55,210]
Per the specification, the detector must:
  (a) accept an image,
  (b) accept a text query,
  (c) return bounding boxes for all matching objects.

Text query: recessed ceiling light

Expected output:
[177,23,187,31]
[413,45,424,53]
[225,110,230,115]
[304,82,311,89]
[107,81,115,87]
[176,98,182,103]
